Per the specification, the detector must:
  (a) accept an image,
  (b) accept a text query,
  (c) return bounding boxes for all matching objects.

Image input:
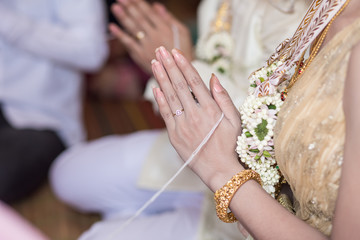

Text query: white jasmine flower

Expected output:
[237,60,285,196]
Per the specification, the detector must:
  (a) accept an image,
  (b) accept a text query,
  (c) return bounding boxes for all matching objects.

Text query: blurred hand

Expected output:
[109,0,193,74]
[151,46,244,192]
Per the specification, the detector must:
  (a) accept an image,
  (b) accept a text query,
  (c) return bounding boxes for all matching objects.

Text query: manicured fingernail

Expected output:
[156,3,166,11]
[151,59,157,64]
[155,47,160,53]
[108,23,115,32]
[151,60,163,78]
[112,4,123,15]
[159,46,169,58]
[172,49,184,63]
[173,48,184,55]
[212,74,224,93]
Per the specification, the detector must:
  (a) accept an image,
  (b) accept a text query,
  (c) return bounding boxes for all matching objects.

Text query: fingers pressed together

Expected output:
[151,46,216,127]
[152,46,241,130]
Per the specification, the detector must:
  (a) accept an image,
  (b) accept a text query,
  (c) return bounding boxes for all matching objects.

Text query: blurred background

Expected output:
[12,0,201,239]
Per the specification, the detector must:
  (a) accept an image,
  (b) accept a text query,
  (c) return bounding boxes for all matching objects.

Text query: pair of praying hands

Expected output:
[109,0,193,73]
[151,46,245,192]
[110,0,244,190]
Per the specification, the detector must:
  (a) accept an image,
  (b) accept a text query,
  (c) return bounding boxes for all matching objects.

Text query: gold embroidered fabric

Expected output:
[274,18,360,236]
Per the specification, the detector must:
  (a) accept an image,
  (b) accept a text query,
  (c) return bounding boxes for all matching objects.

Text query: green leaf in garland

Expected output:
[245,131,253,138]
[263,150,272,158]
[255,119,268,141]
[211,55,221,63]
[249,149,260,153]
[255,155,260,160]
[250,83,257,88]
[218,67,225,74]
[268,104,276,110]
[259,77,265,83]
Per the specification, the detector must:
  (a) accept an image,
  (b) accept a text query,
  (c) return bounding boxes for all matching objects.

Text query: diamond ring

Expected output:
[173,108,184,117]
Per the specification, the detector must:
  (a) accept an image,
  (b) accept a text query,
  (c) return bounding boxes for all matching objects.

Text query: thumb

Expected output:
[210,74,241,126]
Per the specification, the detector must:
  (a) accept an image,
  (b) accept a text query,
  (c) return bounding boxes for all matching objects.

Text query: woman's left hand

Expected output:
[152,46,244,192]
[109,0,193,74]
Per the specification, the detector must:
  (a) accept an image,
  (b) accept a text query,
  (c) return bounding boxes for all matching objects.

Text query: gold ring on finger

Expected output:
[136,31,145,40]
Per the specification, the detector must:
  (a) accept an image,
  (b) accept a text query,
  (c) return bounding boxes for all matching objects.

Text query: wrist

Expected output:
[208,163,244,192]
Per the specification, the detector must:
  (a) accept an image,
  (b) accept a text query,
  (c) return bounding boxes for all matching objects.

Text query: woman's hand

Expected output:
[109,0,193,74]
[152,46,244,191]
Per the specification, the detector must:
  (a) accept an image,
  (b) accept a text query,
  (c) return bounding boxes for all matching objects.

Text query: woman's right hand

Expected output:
[109,0,193,74]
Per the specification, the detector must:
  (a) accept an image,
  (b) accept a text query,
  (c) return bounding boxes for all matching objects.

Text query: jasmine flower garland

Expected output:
[236,61,284,197]
[196,31,234,76]
[195,0,234,77]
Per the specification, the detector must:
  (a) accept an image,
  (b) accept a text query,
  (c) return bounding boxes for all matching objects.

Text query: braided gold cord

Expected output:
[287,0,351,90]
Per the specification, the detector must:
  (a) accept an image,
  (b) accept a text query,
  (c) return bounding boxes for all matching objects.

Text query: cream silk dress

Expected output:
[274,18,360,236]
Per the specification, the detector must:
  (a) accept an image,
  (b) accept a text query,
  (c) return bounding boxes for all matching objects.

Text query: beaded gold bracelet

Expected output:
[214,169,262,223]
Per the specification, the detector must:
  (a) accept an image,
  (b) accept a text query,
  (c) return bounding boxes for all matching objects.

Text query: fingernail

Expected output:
[155,3,167,15]
[151,60,163,78]
[155,49,162,62]
[155,47,160,53]
[108,23,115,32]
[212,74,224,93]
[171,49,184,63]
[159,46,169,58]
[151,59,157,64]
[155,2,166,11]
[173,48,184,55]
[112,4,123,15]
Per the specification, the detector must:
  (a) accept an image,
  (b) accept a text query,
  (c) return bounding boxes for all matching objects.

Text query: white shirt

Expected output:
[0,0,108,146]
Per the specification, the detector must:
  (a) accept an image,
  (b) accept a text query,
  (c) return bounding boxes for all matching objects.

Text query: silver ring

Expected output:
[135,31,145,40]
[173,108,184,117]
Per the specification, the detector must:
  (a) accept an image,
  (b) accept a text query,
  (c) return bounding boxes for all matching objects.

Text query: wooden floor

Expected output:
[13,183,100,240]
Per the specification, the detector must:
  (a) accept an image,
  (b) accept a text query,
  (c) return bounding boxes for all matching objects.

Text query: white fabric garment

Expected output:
[50,0,308,239]
[0,0,108,146]
[50,132,204,240]
[78,206,203,240]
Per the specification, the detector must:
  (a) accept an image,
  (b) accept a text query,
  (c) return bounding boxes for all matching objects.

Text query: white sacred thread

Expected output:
[105,112,225,240]
[172,24,180,50]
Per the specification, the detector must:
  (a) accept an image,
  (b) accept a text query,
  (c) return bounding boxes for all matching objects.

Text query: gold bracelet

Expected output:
[214,169,262,223]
